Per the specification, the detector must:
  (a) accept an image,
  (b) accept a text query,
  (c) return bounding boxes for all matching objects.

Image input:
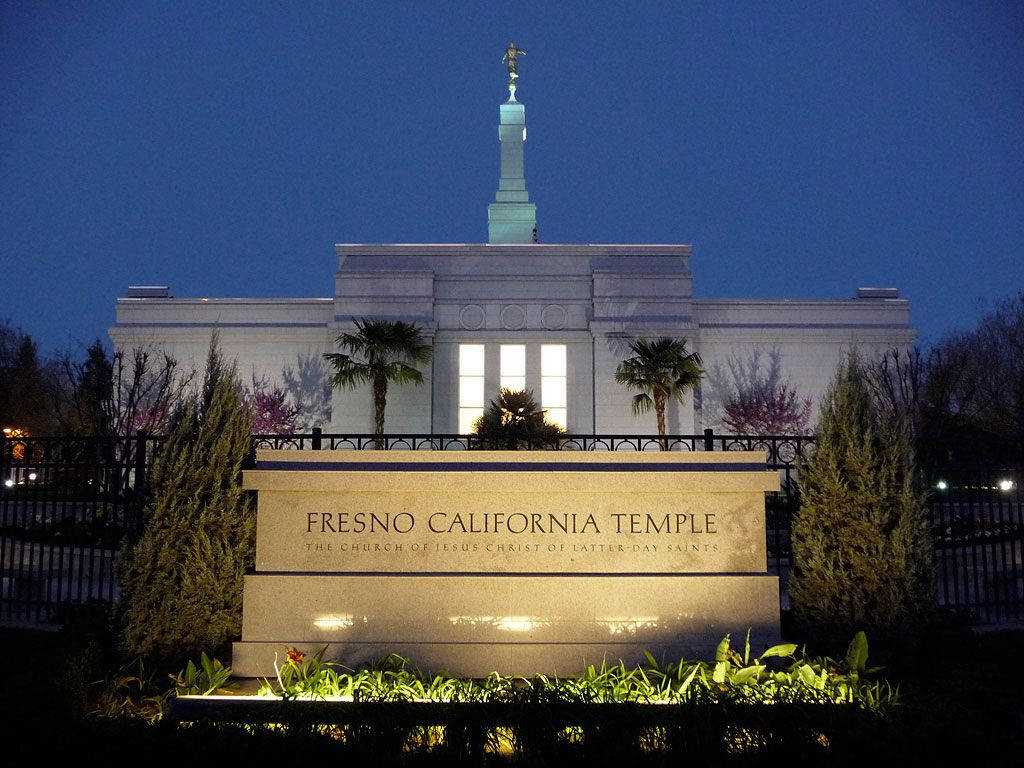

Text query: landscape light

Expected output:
[936,480,948,491]
[497,617,537,632]
[598,616,661,635]
[998,479,1014,492]
[448,615,544,631]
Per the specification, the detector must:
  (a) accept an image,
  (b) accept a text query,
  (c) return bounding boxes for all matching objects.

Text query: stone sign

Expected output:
[232,450,782,677]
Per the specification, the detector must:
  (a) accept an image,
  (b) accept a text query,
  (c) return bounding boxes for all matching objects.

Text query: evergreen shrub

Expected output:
[118,340,255,666]
[789,352,935,655]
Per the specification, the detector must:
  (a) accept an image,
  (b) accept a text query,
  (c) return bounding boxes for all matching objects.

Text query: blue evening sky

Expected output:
[2,1,1022,354]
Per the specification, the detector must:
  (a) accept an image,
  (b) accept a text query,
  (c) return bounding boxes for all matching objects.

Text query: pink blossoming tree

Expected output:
[719,349,812,436]
[722,381,812,435]
[247,376,301,434]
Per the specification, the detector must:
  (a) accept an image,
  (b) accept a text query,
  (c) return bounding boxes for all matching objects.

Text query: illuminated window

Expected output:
[541,344,567,429]
[500,345,526,392]
[458,344,485,434]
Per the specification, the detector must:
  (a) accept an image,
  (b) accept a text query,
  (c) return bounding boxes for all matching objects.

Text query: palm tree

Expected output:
[614,337,703,444]
[324,319,432,435]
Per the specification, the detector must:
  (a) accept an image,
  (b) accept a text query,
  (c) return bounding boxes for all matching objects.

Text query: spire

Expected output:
[488,43,536,243]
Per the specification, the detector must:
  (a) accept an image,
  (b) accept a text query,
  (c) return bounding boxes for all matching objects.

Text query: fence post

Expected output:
[134,430,148,492]
[127,429,149,536]
[703,428,715,451]
[312,426,322,450]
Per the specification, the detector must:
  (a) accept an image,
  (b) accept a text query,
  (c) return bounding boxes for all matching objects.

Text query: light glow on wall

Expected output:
[496,616,539,633]
[313,615,362,630]
[459,344,486,434]
[597,616,661,635]
[541,344,567,429]
[448,615,553,632]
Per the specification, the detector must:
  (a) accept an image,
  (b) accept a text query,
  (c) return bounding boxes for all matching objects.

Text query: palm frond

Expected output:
[386,361,426,385]
[324,353,373,390]
[631,392,653,415]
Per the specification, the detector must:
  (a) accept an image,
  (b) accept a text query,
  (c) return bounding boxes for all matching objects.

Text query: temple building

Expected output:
[110,68,914,436]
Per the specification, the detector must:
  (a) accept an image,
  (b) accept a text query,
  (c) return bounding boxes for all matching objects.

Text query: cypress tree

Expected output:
[789,352,935,653]
[118,339,255,666]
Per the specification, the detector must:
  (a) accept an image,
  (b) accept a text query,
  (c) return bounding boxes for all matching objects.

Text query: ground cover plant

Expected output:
[162,632,902,762]
[249,631,893,708]
[2,622,1022,764]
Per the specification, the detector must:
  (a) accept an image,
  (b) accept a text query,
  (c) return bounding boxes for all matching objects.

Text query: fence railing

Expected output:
[249,428,812,465]
[1,431,1020,626]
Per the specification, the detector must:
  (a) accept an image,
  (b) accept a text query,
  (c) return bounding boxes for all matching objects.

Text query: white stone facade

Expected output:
[109,95,914,435]
[110,243,913,434]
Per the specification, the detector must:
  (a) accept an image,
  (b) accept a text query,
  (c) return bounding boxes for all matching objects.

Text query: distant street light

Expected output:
[998,479,1014,492]
[936,480,948,491]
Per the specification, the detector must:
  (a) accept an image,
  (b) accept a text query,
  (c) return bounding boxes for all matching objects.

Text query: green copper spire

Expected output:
[488,42,536,244]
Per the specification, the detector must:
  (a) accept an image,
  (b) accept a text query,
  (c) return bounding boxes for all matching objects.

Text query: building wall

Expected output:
[692,298,915,431]
[110,298,335,428]
[110,245,915,436]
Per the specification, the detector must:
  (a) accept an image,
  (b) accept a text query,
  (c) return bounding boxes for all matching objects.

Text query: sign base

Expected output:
[232,573,780,677]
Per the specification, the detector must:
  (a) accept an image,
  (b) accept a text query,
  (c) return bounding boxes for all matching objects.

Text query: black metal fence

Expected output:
[925,470,1024,624]
[0,433,163,623]
[1,430,1020,626]
[249,429,809,463]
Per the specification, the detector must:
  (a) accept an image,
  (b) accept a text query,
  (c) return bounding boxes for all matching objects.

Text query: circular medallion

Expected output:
[541,304,567,331]
[501,304,527,330]
[459,305,485,331]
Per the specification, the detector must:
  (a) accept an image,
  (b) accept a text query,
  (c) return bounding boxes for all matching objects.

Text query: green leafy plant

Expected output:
[170,652,234,696]
[259,650,495,702]
[472,388,565,449]
[643,630,894,708]
[250,632,896,711]
[324,318,432,435]
[264,646,346,700]
[88,659,171,723]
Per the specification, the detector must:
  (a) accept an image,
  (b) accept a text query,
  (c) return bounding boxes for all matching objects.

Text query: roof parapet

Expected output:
[125,285,171,299]
[856,287,900,299]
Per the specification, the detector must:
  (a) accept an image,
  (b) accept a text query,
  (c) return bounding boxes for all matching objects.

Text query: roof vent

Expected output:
[125,285,171,299]
[856,287,899,299]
